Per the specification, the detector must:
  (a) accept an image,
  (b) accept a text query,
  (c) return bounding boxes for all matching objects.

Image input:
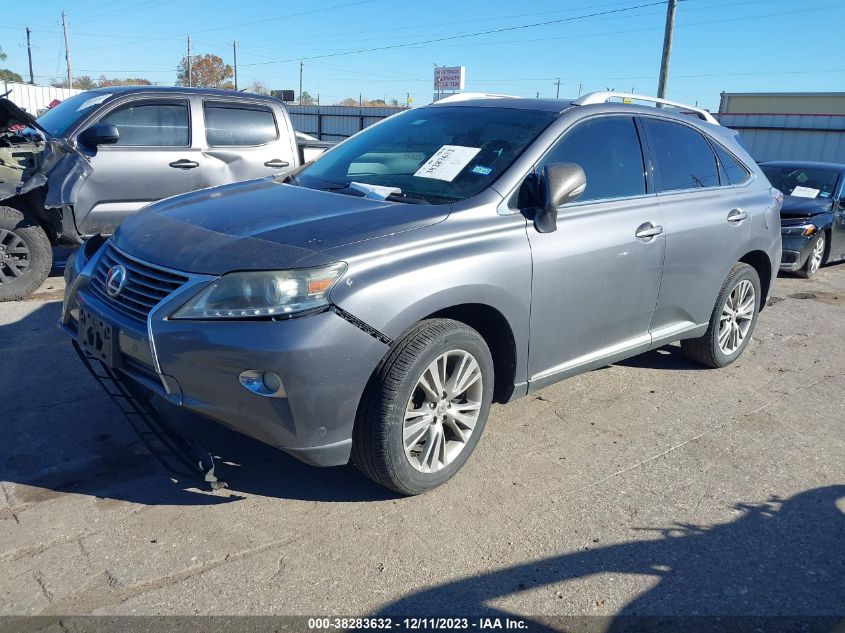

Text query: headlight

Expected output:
[781,224,816,236]
[171,263,346,320]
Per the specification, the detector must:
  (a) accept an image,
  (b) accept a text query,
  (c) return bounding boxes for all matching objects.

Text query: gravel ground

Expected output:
[1,257,843,623]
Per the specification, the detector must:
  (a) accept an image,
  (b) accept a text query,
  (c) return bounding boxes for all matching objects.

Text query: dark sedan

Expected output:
[761,161,845,278]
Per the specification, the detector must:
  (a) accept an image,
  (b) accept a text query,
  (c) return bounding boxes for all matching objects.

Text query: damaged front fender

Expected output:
[1,97,92,211]
[18,137,92,209]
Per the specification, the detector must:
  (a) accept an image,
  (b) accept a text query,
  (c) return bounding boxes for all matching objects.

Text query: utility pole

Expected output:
[578,81,582,96]
[656,0,677,99]
[61,11,72,89]
[232,40,238,91]
[554,77,561,99]
[299,60,303,105]
[26,27,34,84]
[187,36,192,87]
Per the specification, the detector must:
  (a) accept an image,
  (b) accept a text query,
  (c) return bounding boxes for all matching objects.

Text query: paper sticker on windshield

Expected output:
[471,165,493,176]
[791,186,820,198]
[414,145,481,181]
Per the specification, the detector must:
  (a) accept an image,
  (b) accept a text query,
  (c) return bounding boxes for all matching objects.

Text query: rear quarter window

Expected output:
[643,118,720,192]
[711,142,751,186]
[204,102,278,146]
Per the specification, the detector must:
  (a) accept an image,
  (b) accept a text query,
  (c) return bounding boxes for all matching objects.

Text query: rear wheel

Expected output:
[795,232,826,279]
[352,319,494,495]
[0,206,52,302]
[681,263,760,368]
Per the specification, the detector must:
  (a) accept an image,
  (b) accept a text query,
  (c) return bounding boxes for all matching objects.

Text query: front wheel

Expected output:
[0,206,53,302]
[681,263,761,368]
[795,232,826,279]
[352,319,494,495]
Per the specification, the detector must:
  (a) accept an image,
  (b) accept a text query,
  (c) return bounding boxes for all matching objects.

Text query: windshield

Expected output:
[297,106,558,204]
[761,165,840,199]
[36,91,113,137]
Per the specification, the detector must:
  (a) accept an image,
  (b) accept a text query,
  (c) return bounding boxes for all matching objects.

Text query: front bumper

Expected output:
[60,244,389,467]
[779,234,816,272]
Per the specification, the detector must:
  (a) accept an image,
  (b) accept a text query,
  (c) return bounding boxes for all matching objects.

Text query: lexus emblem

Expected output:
[105,265,127,298]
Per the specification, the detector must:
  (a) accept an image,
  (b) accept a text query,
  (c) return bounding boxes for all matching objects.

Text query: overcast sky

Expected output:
[2,0,843,110]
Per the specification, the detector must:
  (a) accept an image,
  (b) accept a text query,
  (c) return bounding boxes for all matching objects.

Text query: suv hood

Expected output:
[779,195,833,219]
[112,178,451,275]
[0,97,91,207]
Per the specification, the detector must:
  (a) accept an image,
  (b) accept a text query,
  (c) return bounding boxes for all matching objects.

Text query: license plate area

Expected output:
[78,307,119,368]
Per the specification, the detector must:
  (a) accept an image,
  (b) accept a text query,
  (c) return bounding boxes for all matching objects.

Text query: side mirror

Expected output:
[532,163,586,233]
[78,123,120,148]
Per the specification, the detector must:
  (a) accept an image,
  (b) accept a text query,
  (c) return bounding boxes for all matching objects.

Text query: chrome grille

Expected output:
[88,244,189,322]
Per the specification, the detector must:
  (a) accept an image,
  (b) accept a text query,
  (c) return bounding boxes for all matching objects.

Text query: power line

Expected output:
[238,1,669,68]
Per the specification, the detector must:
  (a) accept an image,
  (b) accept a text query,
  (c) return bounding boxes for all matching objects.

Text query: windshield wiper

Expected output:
[385,192,429,205]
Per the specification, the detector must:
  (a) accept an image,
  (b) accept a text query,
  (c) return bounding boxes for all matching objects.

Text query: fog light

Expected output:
[238,370,287,398]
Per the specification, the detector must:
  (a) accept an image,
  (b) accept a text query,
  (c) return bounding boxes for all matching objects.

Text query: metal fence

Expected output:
[2,80,82,116]
[718,92,845,163]
[287,104,407,142]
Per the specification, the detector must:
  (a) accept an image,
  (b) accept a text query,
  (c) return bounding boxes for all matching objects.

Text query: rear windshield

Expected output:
[761,165,840,199]
[36,91,113,137]
[297,106,558,204]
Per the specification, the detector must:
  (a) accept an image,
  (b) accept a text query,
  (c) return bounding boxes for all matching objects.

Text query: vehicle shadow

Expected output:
[0,301,395,509]
[614,344,703,371]
[373,486,845,628]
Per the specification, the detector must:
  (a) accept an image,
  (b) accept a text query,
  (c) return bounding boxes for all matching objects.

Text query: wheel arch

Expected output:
[3,189,59,245]
[739,249,772,311]
[423,303,519,404]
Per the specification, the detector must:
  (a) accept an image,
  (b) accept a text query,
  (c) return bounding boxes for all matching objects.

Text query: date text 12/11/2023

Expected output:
[307,617,529,629]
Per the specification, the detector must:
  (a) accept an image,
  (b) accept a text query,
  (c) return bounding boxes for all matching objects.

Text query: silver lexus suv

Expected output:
[61,92,782,494]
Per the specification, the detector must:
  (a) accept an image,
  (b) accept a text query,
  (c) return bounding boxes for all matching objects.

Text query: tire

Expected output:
[0,205,53,302]
[681,263,761,369]
[352,319,495,495]
[794,232,826,279]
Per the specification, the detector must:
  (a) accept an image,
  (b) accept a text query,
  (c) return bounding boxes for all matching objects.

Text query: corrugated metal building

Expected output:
[287,104,406,142]
[2,80,81,116]
[718,92,845,163]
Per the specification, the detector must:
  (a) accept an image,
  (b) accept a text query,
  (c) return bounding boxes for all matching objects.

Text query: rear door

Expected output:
[641,116,751,337]
[200,100,297,187]
[526,115,665,387]
[73,97,200,235]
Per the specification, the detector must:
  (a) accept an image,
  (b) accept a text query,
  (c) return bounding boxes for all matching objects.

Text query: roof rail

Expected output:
[572,91,719,125]
[435,92,521,103]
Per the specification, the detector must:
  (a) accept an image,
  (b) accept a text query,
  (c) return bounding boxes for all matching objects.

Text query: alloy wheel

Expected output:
[809,235,825,274]
[403,349,484,473]
[718,279,755,356]
[0,229,30,284]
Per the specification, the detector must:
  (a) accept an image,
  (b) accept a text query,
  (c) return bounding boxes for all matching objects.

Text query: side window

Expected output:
[539,116,646,203]
[712,142,751,185]
[99,100,189,147]
[204,102,278,146]
[643,118,719,192]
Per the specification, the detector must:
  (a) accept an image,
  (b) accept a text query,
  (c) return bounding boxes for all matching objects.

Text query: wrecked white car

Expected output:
[0,87,329,301]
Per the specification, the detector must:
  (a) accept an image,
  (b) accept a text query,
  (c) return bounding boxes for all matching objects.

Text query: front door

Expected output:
[526,115,665,388]
[73,98,201,235]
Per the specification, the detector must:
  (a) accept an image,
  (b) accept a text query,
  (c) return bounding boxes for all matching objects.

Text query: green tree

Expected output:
[176,53,234,89]
[0,69,23,82]
[299,90,317,105]
[0,45,23,83]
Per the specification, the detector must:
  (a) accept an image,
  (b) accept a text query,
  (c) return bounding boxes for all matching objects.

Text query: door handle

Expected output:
[727,208,748,223]
[168,159,199,169]
[264,159,290,169]
[635,222,664,240]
